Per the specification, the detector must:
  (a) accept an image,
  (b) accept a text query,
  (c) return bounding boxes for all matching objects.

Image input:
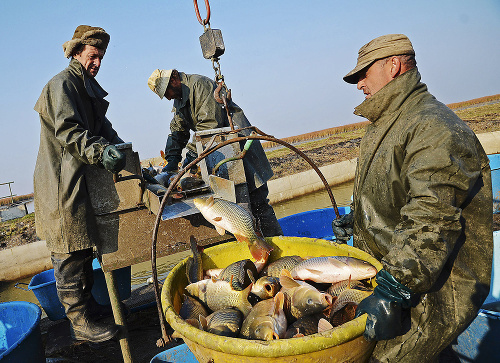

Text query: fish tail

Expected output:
[248,238,273,262]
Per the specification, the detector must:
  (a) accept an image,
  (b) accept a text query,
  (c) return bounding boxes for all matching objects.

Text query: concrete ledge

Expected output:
[0,240,52,281]
[477,131,500,155]
[268,158,357,204]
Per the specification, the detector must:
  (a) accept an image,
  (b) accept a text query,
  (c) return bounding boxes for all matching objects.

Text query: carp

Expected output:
[186,236,204,284]
[218,259,258,291]
[187,277,253,317]
[179,294,208,327]
[250,275,281,300]
[240,292,287,341]
[291,256,377,284]
[260,255,304,278]
[199,308,243,337]
[177,176,204,191]
[193,196,273,264]
[327,279,370,297]
[279,273,333,321]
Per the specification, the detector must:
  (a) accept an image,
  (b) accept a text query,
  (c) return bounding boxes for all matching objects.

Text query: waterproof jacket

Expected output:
[34,58,121,253]
[352,68,493,361]
[165,72,273,191]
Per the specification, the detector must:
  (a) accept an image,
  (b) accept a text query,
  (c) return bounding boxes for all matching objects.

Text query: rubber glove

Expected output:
[102,145,126,173]
[355,269,413,341]
[331,210,354,243]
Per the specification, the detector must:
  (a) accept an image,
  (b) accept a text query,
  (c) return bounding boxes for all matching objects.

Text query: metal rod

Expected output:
[103,270,134,363]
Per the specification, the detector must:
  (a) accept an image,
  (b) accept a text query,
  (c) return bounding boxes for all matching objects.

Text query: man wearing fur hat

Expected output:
[147,69,283,237]
[34,25,126,343]
[332,34,493,361]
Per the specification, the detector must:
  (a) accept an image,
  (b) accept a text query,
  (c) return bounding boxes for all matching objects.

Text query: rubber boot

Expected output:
[250,184,284,237]
[51,249,119,343]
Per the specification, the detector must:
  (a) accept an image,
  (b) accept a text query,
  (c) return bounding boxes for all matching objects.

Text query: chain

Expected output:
[211,58,224,84]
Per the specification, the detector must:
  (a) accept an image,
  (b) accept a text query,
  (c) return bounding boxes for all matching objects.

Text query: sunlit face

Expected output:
[74,45,105,78]
[356,58,393,99]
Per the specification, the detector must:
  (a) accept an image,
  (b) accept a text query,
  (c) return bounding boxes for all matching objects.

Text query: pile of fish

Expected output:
[177,196,378,341]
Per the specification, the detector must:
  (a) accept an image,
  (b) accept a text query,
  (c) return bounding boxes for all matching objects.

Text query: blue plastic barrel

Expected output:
[0,301,44,363]
[279,206,352,244]
[150,344,197,363]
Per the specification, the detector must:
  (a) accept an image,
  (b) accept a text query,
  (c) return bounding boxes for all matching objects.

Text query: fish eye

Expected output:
[265,284,272,292]
[307,298,313,305]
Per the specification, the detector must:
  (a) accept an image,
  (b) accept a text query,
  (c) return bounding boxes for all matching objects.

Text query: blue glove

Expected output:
[102,145,126,173]
[355,269,413,341]
[332,210,353,243]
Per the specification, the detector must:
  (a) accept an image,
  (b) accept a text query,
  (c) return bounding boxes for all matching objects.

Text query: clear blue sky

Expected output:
[0,0,499,196]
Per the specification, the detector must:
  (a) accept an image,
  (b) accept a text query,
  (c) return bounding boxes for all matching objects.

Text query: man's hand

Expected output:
[355,270,413,341]
[332,210,354,243]
[102,145,126,173]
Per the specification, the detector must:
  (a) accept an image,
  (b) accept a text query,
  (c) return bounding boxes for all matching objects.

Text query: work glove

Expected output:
[355,269,413,341]
[102,145,126,173]
[332,210,354,243]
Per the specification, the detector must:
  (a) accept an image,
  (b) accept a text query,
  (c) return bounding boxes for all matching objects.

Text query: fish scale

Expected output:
[219,259,257,291]
[199,197,258,240]
[179,294,208,321]
[205,278,253,317]
[260,255,304,278]
[205,308,243,337]
[193,196,273,262]
[329,288,372,317]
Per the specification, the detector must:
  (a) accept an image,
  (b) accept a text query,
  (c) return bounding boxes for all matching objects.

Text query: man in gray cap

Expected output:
[34,25,126,343]
[148,69,283,237]
[335,34,493,361]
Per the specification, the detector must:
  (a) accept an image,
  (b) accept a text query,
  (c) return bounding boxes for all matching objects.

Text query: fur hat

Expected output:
[148,69,173,99]
[62,25,110,58]
[343,34,415,84]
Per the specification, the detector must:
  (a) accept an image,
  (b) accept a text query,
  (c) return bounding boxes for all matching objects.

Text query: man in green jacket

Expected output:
[335,34,493,361]
[148,69,283,237]
[34,25,126,343]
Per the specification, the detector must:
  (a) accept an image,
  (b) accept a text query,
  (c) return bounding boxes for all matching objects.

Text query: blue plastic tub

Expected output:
[0,301,44,363]
[16,259,131,320]
[91,259,131,305]
[452,308,500,362]
[150,344,197,363]
[489,153,500,214]
[18,269,65,321]
[278,206,352,245]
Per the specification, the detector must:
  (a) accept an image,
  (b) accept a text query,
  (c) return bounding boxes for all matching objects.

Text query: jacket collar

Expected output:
[174,72,189,109]
[69,58,108,99]
[353,67,422,123]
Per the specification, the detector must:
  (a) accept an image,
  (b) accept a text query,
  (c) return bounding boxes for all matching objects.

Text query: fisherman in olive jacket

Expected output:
[34,25,126,343]
[148,69,283,237]
[333,34,493,361]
